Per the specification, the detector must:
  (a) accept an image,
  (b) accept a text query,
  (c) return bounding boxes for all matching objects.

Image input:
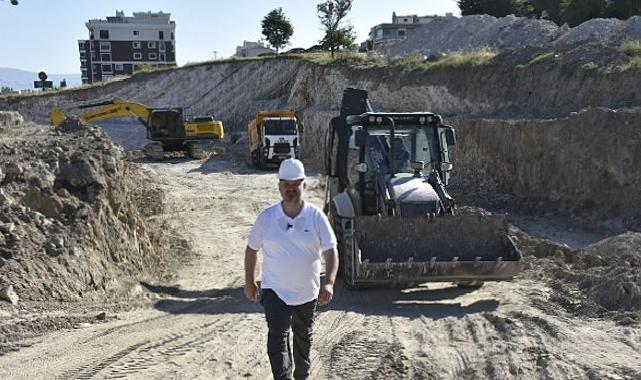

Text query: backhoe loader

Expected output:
[50,100,224,160]
[324,88,522,288]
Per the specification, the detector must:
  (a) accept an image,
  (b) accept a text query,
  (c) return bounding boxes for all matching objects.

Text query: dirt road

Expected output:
[0,150,639,380]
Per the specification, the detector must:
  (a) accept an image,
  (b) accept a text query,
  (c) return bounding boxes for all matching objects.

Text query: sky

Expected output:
[0,0,460,74]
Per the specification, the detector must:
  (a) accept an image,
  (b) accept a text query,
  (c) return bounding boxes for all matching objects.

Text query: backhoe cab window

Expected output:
[365,126,440,175]
[263,119,297,135]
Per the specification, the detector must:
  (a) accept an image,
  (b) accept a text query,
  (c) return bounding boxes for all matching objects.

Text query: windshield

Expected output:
[263,119,297,135]
[365,126,440,175]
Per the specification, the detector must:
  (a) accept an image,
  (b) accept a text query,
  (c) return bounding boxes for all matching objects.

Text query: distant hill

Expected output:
[0,67,81,91]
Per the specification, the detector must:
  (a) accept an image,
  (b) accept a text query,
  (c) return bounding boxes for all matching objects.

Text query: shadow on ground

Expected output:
[142,280,498,320]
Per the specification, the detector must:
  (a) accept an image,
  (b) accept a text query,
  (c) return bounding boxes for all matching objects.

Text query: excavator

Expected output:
[50,100,224,160]
[324,88,523,289]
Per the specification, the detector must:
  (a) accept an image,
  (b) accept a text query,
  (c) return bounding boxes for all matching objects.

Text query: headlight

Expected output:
[418,116,426,124]
[368,116,376,123]
[375,116,383,123]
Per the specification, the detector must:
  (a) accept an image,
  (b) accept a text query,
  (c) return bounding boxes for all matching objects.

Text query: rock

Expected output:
[0,284,19,305]
[0,222,15,234]
[0,188,14,206]
[96,311,107,321]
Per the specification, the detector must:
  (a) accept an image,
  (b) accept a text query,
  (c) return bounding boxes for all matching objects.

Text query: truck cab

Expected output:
[248,111,300,168]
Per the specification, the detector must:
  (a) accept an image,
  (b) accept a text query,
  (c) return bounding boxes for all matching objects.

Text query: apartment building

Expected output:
[78,10,176,84]
[367,12,454,50]
[234,40,276,58]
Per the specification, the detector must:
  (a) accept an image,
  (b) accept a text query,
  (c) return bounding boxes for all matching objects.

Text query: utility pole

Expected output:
[212,50,218,60]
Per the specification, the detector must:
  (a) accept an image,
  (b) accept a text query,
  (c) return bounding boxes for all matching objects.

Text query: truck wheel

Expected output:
[257,153,265,170]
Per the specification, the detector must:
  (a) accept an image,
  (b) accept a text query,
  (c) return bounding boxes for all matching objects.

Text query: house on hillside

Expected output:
[78,10,177,84]
[234,40,276,58]
[366,12,455,51]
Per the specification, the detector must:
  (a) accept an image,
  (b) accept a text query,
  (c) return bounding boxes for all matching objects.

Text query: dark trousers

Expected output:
[261,289,316,380]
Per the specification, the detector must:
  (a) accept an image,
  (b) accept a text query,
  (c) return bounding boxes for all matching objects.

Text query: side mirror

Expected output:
[298,123,304,134]
[354,129,366,147]
[444,127,456,146]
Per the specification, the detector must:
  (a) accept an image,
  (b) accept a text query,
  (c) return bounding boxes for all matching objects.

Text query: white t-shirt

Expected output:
[247,201,337,306]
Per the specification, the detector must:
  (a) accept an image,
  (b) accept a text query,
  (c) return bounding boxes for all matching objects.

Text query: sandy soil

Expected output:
[0,144,638,380]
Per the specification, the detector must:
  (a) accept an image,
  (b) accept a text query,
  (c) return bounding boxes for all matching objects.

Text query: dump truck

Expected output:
[324,88,523,288]
[248,111,300,168]
[50,100,224,160]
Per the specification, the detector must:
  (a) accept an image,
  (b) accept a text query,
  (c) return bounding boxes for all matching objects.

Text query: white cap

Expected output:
[278,158,306,181]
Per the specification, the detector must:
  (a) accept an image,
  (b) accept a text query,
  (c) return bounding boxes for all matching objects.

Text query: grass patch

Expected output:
[619,40,641,56]
[582,62,599,71]
[393,48,497,71]
[620,56,641,71]
[529,51,558,65]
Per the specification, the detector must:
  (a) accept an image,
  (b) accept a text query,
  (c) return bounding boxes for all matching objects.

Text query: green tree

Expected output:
[606,0,641,20]
[457,0,514,16]
[559,0,606,26]
[317,0,356,57]
[261,8,294,53]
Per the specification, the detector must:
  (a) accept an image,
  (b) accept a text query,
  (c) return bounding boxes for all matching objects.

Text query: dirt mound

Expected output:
[554,16,641,47]
[519,232,641,324]
[0,111,23,129]
[0,117,186,303]
[385,15,641,58]
[385,15,560,58]
[574,232,641,311]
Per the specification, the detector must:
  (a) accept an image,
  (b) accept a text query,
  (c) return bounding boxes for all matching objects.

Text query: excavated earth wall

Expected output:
[454,107,641,223]
[1,45,640,224]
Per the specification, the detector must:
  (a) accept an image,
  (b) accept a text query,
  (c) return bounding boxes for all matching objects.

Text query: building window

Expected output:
[133,30,139,36]
[159,53,166,61]
[114,63,124,71]
[159,31,164,40]
[101,53,111,61]
[159,42,166,52]
[89,30,94,40]
[148,52,157,60]
[100,41,111,51]
[133,41,141,49]
[133,52,142,60]
[102,64,112,72]
[397,29,406,38]
[79,51,86,59]
[171,32,174,40]
[99,30,109,39]
[148,41,156,49]
[80,61,87,68]
[81,69,87,78]
[78,41,85,50]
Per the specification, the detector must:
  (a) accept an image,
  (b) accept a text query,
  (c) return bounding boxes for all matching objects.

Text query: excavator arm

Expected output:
[50,100,152,127]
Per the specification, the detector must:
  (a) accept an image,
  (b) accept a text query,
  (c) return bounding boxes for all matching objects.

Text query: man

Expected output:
[244,158,339,380]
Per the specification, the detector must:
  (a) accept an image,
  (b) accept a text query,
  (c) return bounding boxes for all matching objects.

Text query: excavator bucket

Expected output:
[352,214,522,284]
[50,107,67,126]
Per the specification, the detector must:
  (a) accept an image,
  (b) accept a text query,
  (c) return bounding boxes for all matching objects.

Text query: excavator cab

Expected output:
[325,88,523,288]
[147,109,186,140]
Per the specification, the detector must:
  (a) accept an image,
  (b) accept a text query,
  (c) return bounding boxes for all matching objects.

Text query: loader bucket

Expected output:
[352,214,522,284]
